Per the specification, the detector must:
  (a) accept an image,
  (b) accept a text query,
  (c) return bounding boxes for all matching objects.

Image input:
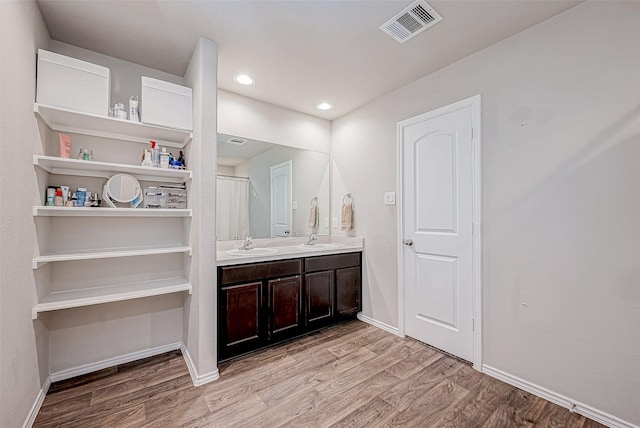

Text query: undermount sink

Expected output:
[296,243,344,250]
[225,248,279,256]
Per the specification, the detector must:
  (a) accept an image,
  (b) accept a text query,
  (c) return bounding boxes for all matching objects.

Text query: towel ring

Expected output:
[343,193,353,204]
[310,196,318,207]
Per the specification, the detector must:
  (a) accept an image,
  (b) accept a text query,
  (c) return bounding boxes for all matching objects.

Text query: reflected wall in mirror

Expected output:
[217,133,330,240]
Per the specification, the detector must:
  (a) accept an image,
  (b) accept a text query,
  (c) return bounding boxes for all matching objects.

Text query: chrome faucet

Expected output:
[239,234,253,250]
[305,233,318,245]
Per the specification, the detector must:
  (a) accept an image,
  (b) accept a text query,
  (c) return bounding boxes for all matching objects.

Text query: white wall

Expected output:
[331,2,640,425]
[183,37,219,383]
[0,2,50,427]
[218,89,331,153]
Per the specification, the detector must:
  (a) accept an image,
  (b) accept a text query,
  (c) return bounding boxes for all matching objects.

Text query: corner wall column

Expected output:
[183,37,218,384]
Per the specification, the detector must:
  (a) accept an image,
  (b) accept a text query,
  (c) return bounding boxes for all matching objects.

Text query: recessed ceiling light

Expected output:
[317,102,332,110]
[234,74,254,85]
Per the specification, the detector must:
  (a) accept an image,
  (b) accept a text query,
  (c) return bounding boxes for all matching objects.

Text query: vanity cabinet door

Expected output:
[268,276,302,340]
[219,281,263,358]
[304,270,334,328]
[336,266,361,317]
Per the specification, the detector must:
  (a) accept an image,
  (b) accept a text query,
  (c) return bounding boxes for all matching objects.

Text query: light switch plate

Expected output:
[332,217,338,228]
[384,192,396,205]
[292,201,298,210]
[324,217,329,227]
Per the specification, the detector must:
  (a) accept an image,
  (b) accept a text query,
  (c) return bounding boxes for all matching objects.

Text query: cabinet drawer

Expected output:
[220,259,302,286]
[304,253,360,273]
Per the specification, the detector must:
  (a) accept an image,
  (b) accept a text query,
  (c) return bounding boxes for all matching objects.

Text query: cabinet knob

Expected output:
[403,239,413,246]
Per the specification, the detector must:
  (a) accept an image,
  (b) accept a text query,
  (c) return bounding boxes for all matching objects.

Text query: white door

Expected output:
[270,160,292,237]
[401,101,476,362]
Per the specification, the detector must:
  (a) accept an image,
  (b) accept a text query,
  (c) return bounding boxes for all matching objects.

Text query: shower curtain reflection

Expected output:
[216,175,250,240]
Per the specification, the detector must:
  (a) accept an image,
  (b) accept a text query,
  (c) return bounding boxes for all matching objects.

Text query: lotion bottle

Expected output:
[160,147,170,169]
[141,149,153,167]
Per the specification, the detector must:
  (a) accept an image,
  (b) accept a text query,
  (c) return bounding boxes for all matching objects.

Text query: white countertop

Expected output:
[216,236,363,266]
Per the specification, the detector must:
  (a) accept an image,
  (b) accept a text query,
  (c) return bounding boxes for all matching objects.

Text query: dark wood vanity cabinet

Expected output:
[304,270,334,328]
[218,259,302,360]
[336,266,361,317]
[218,252,361,362]
[267,276,302,340]
[303,252,362,324]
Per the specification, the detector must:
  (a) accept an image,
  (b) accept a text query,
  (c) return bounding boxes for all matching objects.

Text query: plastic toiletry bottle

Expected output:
[46,187,56,206]
[70,192,78,207]
[54,188,63,207]
[160,147,170,169]
[61,186,70,205]
[178,151,185,168]
[141,149,153,167]
[76,188,87,207]
[129,96,140,122]
[59,134,72,158]
[150,141,160,167]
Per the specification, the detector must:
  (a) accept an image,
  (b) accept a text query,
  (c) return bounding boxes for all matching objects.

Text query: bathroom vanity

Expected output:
[217,238,363,361]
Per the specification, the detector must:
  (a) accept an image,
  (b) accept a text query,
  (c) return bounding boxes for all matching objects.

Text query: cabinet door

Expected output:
[219,281,263,358]
[304,270,334,328]
[336,266,361,317]
[268,276,302,340]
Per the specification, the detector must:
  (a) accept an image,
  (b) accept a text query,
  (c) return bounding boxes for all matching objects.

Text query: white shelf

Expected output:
[33,245,192,269]
[33,206,192,217]
[34,103,192,148]
[33,155,192,183]
[32,277,192,319]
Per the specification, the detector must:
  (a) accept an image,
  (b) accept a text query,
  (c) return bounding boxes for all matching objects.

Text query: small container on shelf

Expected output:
[143,186,167,209]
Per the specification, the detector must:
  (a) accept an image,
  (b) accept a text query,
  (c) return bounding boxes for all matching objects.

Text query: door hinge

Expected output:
[471,127,474,140]
[472,317,475,331]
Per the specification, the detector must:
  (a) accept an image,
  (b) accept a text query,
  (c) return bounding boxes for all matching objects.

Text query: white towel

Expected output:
[341,201,353,231]
[308,204,319,229]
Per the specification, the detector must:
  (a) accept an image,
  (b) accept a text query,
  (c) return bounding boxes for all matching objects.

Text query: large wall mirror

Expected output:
[216,133,330,240]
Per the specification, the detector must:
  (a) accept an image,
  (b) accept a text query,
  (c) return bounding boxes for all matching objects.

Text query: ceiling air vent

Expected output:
[380,0,442,44]
[225,137,246,145]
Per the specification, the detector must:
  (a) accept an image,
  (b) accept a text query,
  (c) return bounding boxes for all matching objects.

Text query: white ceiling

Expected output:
[36,0,580,120]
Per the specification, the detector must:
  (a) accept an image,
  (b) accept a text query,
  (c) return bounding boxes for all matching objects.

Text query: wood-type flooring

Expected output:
[34,321,603,427]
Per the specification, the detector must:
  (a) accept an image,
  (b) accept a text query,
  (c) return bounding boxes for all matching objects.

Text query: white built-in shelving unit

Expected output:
[32,103,193,319]
[33,206,192,217]
[32,277,192,319]
[34,103,192,148]
[32,245,192,269]
[34,155,192,183]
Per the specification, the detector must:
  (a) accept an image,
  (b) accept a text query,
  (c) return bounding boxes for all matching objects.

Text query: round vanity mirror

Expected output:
[103,174,142,208]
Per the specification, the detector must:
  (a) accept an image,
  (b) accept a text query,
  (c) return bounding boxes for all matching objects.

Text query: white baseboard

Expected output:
[357,313,402,337]
[23,376,50,428]
[49,342,182,382]
[180,345,219,387]
[482,365,638,428]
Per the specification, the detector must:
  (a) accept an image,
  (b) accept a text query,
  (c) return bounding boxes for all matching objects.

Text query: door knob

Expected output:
[403,239,413,246]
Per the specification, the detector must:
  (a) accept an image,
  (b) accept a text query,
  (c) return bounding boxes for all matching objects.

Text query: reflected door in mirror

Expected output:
[270,160,292,237]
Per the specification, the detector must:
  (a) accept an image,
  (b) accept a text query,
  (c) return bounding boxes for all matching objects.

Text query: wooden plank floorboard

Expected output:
[33,320,604,428]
